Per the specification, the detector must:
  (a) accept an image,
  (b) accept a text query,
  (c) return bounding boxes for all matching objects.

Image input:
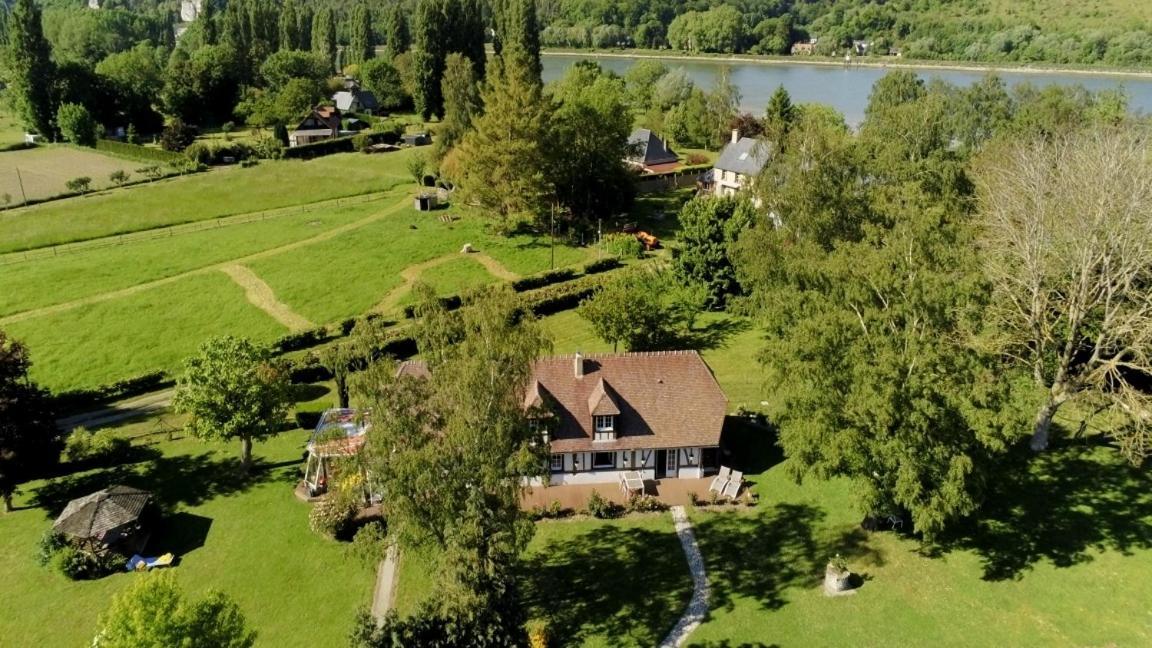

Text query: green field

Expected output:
[0,150,418,253]
[5,273,288,392]
[0,409,374,648]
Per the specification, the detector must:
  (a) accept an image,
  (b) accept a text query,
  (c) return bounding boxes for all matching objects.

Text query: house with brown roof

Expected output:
[402,350,727,485]
[289,105,342,147]
[531,350,728,485]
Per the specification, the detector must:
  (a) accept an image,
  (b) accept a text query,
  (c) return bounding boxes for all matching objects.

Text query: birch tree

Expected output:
[978,129,1152,463]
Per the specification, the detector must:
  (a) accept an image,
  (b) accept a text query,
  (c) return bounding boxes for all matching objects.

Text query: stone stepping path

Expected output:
[660,505,710,648]
[371,544,400,624]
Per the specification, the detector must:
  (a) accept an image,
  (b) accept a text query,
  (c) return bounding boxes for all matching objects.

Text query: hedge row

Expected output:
[583,257,621,274]
[96,139,185,164]
[283,131,397,160]
[511,268,577,292]
[401,294,463,319]
[270,327,332,354]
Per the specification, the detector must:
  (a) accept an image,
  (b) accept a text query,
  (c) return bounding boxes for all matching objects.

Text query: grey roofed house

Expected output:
[332,89,380,114]
[53,485,152,542]
[714,135,772,177]
[627,128,678,167]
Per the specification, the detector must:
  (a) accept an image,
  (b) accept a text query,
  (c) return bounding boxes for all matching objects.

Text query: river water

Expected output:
[541,53,1152,126]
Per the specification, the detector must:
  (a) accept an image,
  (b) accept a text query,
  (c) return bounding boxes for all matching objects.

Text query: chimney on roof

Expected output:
[731,129,740,144]
[574,352,584,378]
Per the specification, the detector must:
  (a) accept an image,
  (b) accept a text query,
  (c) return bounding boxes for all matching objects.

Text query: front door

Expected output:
[655,449,668,479]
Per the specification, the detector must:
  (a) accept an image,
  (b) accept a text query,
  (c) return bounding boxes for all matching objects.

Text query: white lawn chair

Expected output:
[708,466,732,494]
[721,470,744,500]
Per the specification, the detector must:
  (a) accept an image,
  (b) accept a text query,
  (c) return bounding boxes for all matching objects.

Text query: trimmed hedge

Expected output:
[401,294,463,319]
[271,327,331,354]
[283,131,394,160]
[511,268,577,292]
[583,257,621,274]
[518,273,610,316]
[96,139,185,164]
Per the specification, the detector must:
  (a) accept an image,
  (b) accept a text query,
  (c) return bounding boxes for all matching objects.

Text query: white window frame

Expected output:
[550,454,563,471]
[665,449,678,474]
[592,451,615,469]
[593,415,615,441]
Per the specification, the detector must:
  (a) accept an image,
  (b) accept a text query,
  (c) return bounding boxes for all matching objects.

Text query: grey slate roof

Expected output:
[628,128,679,166]
[333,90,380,112]
[715,137,772,176]
[53,485,151,540]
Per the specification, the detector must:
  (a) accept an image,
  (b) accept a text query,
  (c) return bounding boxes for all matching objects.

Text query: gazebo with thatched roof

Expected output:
[53,485,153,551]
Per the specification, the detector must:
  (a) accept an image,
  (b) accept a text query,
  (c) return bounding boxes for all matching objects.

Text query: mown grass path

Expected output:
[0,193,413,326]
[371,251,520,314]
[220,264,315,331]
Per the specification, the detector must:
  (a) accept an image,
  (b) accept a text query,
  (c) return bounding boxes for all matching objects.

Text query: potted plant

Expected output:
[824,553,853,595]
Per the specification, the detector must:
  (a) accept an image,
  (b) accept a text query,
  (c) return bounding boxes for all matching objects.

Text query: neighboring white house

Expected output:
[398,350,728,486]
[180,0,203,22]
[332,89,380,115]
[712,130,772,198]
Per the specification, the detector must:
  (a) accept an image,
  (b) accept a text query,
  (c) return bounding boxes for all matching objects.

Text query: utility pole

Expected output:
[597,217,602,259]
[549,203,556,270]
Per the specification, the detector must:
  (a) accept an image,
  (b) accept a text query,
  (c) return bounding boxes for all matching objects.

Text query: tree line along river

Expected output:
[541,53,1152,127]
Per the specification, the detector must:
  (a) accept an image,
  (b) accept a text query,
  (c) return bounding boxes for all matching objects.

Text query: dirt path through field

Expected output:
[371,252,519,315]
[0,194,413,326]
[220,264,315,331]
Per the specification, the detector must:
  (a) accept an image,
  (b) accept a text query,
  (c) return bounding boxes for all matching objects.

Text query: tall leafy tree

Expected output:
[705,66,741,148]
[673,195,756,308]
[547,61,635,224]
[352,286,549,605]
[449,0,486,79]
[0,331,59,513]
[296,4,313,53]
[6,0,56,138]
[734,191,1016,538]
[94,572,256,648]
[360,58,409,111]
[578,270,691,352]
[278,0,300,51]
[433,53,480,160]
[172,336,292,472]
[311,7,337,71]
[978,129,1152,463]
[381,1,409,59]
[346,1,375,68]
[412,0,447,119]
[491,0,541,79]
[453,56,552,230]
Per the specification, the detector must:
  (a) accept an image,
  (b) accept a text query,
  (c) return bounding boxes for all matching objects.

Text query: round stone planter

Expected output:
[823,564,854,596]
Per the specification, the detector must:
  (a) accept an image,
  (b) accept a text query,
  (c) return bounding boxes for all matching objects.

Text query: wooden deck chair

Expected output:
[721,478,742,500]
[709,466,731,494]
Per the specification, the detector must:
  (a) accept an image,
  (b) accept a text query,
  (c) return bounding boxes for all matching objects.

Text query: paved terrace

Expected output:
[521,477,713,511]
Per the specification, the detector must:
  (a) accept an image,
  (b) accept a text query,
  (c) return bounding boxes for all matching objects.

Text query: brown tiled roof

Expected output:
[390,351,727,452]
[587,378,621,416]
[536,351,726,452]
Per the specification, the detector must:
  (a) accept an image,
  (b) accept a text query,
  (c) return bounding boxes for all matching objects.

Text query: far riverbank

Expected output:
[542,48,1152,81]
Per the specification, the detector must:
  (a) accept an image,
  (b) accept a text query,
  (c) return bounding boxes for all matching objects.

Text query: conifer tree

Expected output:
[433,52,480,160]
[6,0,56,138]
[450,0,486,80]
[200,0,218,46]
[453,55,552,229]
[346,2,374,67]
[311,7,337,71]
[296,5,312,52]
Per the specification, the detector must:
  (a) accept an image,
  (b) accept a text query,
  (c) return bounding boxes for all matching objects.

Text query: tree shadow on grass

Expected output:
[720,416,783,476]
[31,452,289,518]
[694,504,885,614]
[520,524,694,648]
[147,511,213,559]
[677,317,752,352]
[932,442,1152,581]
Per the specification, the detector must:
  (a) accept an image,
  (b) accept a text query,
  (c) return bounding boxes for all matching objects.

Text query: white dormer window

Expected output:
[594,415,615,441]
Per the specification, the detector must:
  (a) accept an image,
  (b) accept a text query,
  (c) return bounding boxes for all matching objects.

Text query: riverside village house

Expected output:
[402,350,728,485]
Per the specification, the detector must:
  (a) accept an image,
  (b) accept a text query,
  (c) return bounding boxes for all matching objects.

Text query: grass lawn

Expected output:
[0,149,420,253]
[0,408,374,647]
[393,515,693,648]
[249,209,589,324]
[0,145,139,204]
[6,273,288,392]
[0,202,383,318]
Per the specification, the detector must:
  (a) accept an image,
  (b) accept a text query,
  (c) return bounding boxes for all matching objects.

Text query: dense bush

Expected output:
[184,140,257,165]
[402,295,462,319]
[309,494,359,539]
[62,427,131,464]
[583,258,621,274]
[346,521,389,567]
[601,232,645,258]
[511,268,578,292]
[518,272,612,316]
[627,494,670,513]
[271,327,330,354]
[97,139,186,163]
[65,177,92,193]
[584,489,622,519]
[39,533,122,580]
[529,500,570,521]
